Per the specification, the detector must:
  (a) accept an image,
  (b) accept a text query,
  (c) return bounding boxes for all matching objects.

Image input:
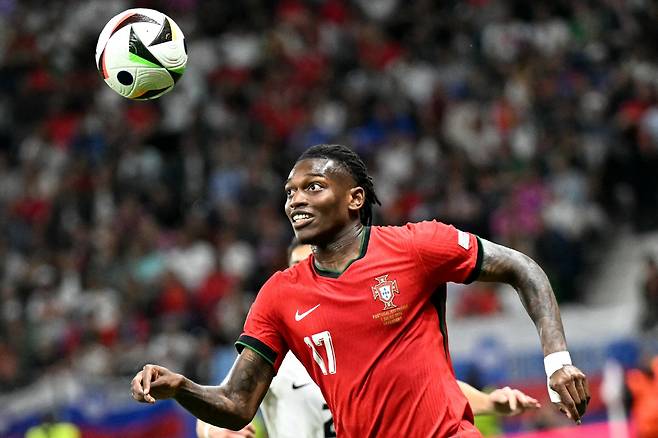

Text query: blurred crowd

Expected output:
[1,0,658,394]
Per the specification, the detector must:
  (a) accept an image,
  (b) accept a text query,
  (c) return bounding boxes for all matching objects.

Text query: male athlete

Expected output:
[132,144,589,437]
[199,241,540,438]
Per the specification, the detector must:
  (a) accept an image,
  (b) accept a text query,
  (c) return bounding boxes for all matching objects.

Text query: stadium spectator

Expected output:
[640,256,658,332]
[626,356,658,438]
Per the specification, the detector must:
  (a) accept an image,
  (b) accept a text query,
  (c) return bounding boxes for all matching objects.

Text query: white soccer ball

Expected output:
[95,8,187,100]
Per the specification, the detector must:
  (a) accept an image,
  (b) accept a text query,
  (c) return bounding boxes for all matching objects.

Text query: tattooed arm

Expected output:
[476,238,590,423]
[131,348,274,430]
[477,238,566,355]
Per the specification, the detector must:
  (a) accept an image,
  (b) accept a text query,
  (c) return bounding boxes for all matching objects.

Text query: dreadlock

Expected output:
[297,144,381,226]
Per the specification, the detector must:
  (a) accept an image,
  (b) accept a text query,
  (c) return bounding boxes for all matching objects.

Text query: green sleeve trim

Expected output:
[235,335,277,367]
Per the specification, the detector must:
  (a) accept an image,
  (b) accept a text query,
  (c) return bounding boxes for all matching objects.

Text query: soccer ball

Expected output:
[95,8,187,100]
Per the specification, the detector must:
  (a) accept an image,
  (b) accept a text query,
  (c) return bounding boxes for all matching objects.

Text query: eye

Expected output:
[307,182,322,191]
[285,188,294,198]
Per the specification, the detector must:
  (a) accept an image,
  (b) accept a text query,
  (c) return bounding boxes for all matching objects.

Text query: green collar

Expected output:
[313,226,371,278]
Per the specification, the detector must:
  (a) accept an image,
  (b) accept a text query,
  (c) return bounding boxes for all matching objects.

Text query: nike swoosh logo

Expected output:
[295,304,320,321]
[292,382,311,390]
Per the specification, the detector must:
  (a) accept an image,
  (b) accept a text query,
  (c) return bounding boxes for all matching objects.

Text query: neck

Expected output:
[312,223,365,272]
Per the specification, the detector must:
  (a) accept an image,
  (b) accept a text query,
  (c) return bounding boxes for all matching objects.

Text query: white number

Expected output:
[304,330,336,375]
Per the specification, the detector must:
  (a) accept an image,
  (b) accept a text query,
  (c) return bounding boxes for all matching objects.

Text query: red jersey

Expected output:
[237,221,483,437]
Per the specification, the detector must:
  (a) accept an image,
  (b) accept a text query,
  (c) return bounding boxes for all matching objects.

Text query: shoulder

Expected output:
[260,266,299,293]
[284,254,314,278]
[257,261,312,300]
[374,221,453,240]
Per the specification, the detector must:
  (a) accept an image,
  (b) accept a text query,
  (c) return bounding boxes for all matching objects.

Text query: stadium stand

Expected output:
[1,1,657,437]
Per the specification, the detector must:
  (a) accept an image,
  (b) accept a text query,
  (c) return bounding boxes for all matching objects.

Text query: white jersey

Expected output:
[261,352,335,438]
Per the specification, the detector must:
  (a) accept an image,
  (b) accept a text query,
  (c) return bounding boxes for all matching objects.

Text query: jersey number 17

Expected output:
[304,330,336,375]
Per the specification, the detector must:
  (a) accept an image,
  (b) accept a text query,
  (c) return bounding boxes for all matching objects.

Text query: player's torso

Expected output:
[262,352,334,438]
[279,227,461,437]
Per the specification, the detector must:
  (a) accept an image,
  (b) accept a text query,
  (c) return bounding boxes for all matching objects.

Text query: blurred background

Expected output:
[0,0,657,437]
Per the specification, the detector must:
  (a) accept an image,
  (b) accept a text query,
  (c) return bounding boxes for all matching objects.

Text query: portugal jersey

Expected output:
[237,221,483,437]
[262,352,334,438]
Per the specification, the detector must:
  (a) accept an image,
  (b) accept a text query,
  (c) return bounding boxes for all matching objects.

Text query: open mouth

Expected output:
[291,212,314,229]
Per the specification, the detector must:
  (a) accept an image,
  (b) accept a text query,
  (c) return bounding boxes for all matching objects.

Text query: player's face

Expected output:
[284,158,364,245]
[289,244,313,266]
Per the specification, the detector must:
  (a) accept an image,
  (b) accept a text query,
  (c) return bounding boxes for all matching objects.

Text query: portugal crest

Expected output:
[372,275,399,310]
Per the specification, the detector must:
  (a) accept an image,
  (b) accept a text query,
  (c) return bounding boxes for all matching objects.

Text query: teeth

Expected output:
[293,213,311,222]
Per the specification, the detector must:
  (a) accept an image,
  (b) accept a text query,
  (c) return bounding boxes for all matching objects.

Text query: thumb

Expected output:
[558,403,573,420]
[141,365,159,403]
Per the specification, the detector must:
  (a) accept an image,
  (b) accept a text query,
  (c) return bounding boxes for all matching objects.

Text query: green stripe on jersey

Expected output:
[235,341,275,366]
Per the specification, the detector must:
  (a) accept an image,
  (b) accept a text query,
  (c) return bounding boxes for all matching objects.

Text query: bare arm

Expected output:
[476,238,565,356]
[195,419,256,438]
[132,348,275,431]
[458,380,492,414]
[457,381,540,416]
[475,238,590,422]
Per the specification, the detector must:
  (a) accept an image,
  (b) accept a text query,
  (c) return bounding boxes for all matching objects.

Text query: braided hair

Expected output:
[296,144,381,226]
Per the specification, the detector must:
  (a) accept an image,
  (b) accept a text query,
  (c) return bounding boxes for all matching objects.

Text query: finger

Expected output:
[490,389,507,404]
[574,377,587,403]
[142,365,154,395]
[131,372,145,401]
[566,380,582,406]
[506,388,518,412]
[583,375,591,403]
[512,389,530,410]
[555,385,579,423]
[242,423,256,438]
[516,390,533,407]
[558,403,572,420]
[142,365,158,403]
[524,394,541,408]
[574,377,588,416]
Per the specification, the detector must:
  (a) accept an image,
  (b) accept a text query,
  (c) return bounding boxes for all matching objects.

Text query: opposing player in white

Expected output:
[196,242,540,438]
[260,351,335,438]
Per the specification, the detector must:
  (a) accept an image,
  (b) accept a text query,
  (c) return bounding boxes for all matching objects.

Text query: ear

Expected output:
[348,187,365,212]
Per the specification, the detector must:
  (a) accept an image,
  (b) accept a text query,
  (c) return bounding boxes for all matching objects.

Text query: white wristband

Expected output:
[203,422,210,438]
[544,351,572,403]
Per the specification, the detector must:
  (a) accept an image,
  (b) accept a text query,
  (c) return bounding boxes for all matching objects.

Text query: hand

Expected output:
[197,420,257,438]
[549,365,590,424]
[489,386,541,416]
[131,364,184,404]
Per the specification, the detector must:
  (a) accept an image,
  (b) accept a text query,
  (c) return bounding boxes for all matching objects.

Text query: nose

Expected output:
[287,189,307,210]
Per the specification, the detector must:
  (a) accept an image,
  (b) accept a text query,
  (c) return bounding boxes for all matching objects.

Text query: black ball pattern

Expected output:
[117,70,134,85]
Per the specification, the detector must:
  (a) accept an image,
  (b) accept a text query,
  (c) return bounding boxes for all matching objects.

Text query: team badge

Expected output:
[372,274,399,310]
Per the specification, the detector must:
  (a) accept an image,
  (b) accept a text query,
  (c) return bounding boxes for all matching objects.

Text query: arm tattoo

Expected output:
[174,348,274,430]
[477,238,567,355]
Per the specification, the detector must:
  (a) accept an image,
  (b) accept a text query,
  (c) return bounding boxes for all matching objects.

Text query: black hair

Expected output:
[296,144,381,226]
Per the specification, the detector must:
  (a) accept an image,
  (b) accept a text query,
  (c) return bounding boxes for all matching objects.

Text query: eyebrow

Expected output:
[284,173,327,185]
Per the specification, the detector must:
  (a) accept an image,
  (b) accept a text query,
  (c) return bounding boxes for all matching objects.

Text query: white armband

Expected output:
[544,351,572,403]
[202,422,211,438]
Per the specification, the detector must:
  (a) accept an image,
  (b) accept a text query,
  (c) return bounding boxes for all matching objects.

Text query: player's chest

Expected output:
[282,264,425,347]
